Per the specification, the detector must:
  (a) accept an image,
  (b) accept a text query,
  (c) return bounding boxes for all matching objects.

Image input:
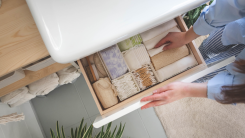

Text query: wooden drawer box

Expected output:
[77,16,206,115]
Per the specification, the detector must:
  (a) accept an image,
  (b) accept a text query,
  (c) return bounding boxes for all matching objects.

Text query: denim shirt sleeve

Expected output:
[193,0,245,36]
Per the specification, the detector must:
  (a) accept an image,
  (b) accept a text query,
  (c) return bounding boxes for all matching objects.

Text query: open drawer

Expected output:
[76,16,213,127]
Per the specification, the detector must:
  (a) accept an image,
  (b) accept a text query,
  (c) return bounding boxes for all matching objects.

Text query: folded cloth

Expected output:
[140,19,177,42]
[123,44,151,71]
[91,64,100,80]
[144,27,181,50]
[28,73,59,95]
[148,44,169,57]
[112,73,140,101]
[9,93,36,107]
[92,77,118,109]
[0,87,28,105]
[123,49,142,71]
[156,53,198,82]
[151,45,189,70]
[99,45,128,79]
[57,66,81,85]
[132,64,158,90]
[94,53,108,78]
[118,34,143,51]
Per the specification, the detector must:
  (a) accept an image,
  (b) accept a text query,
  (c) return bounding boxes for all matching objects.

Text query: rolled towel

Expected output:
[123,49,142,71]
[151,45,189,70]
[118,34,143,52]
[28,73,59,95]
[144,27,181,50]
[0,87,28,105]
[9,93,36,107]
[156,53,198,82]
[140,19,177,42]
[123,44,151,71]
[57,66,81,85]
[147,43,169,57]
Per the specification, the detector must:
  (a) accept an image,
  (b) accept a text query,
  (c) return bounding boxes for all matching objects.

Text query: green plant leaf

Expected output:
[57,121,61,138]
[100,126,104,138]
[50,129,56,138]
[110,125,117,138]
[115,123,122,138]
[62,126,66,138]
[77,119,84,138]
[193,8,200,20]
[103,122,112,138]
[75,128,78,138]
[117,123,126,138]
[95,132,101,138]
[71,128,75,138]
[82,125,93,138]
[81,124,87,137]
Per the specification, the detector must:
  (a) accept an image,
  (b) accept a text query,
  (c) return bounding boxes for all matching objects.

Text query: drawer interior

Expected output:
[77,16,206,115]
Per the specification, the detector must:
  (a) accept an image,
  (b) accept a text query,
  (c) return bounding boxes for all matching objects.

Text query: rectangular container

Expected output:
[77,16,207,115]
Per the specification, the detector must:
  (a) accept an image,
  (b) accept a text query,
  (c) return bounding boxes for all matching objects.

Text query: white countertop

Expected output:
[26,0,208,63]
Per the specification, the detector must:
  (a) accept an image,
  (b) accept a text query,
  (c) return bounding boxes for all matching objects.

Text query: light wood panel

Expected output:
[0,63,71,97]
[0,0,49,77]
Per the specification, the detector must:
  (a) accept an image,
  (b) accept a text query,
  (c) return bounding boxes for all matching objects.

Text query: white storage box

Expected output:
[0,69,25,89]
[23,56,56,71]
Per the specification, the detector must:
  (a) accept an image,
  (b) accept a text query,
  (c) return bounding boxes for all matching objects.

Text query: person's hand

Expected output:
[140,82,207,110]
[155,32,188,50]
[140,82,190,109]
[155,27,200,50]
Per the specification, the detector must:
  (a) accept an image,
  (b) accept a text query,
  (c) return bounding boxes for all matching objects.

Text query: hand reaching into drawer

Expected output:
[155,27,200,51]
[140,82,207,109]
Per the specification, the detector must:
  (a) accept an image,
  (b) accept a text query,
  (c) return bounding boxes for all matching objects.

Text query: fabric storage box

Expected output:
[23,56,56,71]
[0,69,25,89]
[77,16,207,116]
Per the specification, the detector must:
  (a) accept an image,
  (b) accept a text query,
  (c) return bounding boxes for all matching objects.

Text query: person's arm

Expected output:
[140,82,207,109]
[155,0,245,50]
[141,49,245,109]
[194,0,245,36]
